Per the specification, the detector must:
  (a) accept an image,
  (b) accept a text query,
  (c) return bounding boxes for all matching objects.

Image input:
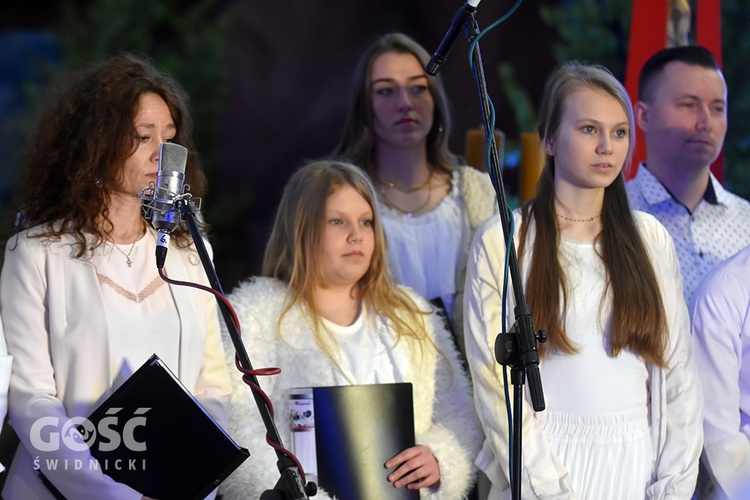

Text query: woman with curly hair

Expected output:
[0,53,230,499]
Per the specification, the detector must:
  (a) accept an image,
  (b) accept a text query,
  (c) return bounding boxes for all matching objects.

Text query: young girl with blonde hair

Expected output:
[220,159,481,500]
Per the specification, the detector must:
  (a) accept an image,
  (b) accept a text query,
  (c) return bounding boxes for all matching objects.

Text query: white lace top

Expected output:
[90,230,180,387]
[378,170,465,318]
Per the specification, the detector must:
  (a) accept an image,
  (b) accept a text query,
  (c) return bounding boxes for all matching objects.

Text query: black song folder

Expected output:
[312,382,419,500]
[48,354,249,500]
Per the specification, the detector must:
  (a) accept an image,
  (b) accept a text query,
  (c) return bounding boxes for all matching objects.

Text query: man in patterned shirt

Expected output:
[627,45,750,302]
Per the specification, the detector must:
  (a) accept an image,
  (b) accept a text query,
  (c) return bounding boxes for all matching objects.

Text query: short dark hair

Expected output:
[638,45,720,102]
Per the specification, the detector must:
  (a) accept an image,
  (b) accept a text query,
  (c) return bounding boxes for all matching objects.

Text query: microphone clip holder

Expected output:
[495,313,547,375]
[138,183,202,221]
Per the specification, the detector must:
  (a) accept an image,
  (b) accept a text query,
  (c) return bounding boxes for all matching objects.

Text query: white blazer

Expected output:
[0,227,231,499]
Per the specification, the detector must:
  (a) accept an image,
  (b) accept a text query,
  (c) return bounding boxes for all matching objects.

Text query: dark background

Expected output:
[1,0,748,291]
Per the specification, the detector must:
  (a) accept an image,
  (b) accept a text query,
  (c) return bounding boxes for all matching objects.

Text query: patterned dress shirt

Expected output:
[627,163,750,302]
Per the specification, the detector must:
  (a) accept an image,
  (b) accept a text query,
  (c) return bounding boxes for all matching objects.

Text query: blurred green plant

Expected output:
[720,0,750,199]
[497,62,537,135]
[539,0,631,80]
[495,62,534,208]
[57,0,231,181]
[51,0,255,255]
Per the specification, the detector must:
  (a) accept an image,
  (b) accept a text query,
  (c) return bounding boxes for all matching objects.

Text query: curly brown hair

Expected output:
[12,52,207,256]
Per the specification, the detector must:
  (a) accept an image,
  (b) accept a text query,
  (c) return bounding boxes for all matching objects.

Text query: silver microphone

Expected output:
[139,142,189,268]
[150,142,188,233]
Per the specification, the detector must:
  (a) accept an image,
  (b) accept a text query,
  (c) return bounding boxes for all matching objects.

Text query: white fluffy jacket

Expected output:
[219,277,482,500]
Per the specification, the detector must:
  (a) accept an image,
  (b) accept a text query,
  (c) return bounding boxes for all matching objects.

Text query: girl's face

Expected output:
[369,52,435,151]
[116,92,177,199]
[547,87,630,194]
[320,184,375,290]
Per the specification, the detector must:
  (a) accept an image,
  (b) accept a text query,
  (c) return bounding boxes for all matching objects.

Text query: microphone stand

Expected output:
[176,199,313,500]
[427,8,546,500]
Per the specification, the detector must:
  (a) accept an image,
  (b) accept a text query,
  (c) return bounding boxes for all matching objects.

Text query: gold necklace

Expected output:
[379,187,432,218]
[112,239,137,268]
[378,171,434,193]
[555,212,601,223]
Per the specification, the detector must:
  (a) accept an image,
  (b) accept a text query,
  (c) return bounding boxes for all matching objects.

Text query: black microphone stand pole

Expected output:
[427,9,546,500]
[176,199,313,500]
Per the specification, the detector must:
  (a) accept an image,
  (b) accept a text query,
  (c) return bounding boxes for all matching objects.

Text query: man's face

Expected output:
[636,61,727,173]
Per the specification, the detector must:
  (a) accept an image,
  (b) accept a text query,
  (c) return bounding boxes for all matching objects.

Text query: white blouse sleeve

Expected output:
[690,250,750,498]
[0,317,12,473]
[463,215,575,498]
[1,234,141,499]
[635,213,703,499]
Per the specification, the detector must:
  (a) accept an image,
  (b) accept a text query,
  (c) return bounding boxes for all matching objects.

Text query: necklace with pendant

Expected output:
[379,185,432,218]
[113,239,137,268]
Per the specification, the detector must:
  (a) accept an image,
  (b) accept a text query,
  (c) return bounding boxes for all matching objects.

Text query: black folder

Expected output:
[42,354,249,500]
[312,383,419,500]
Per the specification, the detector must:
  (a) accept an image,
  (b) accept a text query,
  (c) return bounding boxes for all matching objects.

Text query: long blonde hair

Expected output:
[263,159,432,363]
[520,62,667,367]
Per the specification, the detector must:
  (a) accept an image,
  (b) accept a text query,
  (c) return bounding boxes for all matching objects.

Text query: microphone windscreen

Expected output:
[159,143,188,174]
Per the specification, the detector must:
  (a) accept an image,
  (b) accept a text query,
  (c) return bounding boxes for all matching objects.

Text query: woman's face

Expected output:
[547,87,629,193]
[116,92,176,198]
[320,184,375,290]
[369,52,435,151]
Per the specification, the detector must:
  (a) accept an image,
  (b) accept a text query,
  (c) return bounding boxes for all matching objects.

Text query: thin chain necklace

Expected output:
[555,212,601,223]
[112,239,137,268]
[379,186,432,218]
[378,171,434,193]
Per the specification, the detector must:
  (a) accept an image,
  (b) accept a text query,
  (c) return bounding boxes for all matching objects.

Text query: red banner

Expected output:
[625,0,722,181]
[697,0,724,181]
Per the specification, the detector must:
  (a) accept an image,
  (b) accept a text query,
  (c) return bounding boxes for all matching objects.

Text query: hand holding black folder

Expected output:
[312,383,419,500]
[42,354,249,500]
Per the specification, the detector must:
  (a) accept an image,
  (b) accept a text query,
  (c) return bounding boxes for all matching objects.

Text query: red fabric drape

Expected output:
[625,0,722,181]
[624,0,668,178]
[697,0,724,181]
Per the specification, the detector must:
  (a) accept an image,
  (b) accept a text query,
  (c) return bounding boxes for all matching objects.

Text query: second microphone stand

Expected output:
[176,199,315,500]
[432,12,547,500]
